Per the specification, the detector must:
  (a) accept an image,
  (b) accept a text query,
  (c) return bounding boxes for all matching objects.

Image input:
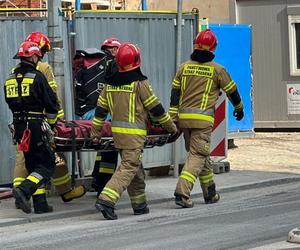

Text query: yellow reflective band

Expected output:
[99,167,115,174]
[96,155,102,161]
[199,172,214,180]
[180,171,197,184]
[92,118,104,126]
[27,175,40,184]
[112,127,147,135]
[179,76,187,106]
[48,80,57,87]
[47,117,57,125]
[5,79,17,85]
[181,170,197,183]
[13,182,22,187]
[107,93,114,116]
[179,113,214,123]
[22,78,34,84]
[14,177,25,182]
[158,113,171,124]
[180,174,196,184]
[129,93,136,123]
[143,95,158,108]
[181,76,187,92]
[130,193,146,203]
[223,80,236,93]
[169,107,179,117]
[200,79,213,110]
[98,96,108,107]
[172,79,181,88]
[199,172,214,184]
[33,188,46,196]
[57,109,64,119]
[169,107,179,112]
[52,173,71,186]
[13,177,25,187]
[101,187,120,201]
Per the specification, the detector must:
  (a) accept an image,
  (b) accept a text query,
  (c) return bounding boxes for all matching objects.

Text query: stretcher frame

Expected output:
[54,133,172,152]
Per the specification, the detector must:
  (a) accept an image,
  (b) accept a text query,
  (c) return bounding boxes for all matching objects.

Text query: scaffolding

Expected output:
[0,0,125,16]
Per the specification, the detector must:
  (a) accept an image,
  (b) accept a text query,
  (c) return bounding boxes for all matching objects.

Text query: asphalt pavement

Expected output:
[1,170,300,228]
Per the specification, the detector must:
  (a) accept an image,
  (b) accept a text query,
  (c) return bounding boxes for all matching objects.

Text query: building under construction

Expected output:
[0,0,125,16]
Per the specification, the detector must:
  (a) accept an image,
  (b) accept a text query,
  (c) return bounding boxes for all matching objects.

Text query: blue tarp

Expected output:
[210,24,253,133]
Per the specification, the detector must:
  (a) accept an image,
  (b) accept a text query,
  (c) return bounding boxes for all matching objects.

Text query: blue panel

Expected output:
[210,24,253,133]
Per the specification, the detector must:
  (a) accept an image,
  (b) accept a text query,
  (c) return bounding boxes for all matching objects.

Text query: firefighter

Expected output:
[169,29,244,208]
[91,37,122,195]
[4,41,59,214]
[12,32,86,209]
[101,37,121,81]
[91,43,177,220]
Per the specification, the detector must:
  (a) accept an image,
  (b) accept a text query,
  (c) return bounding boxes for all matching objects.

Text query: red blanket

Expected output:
[55,120,169,139]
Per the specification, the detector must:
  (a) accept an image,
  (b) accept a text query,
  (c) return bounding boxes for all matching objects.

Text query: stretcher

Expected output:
[0,188,13,200]
[54,120,178,152]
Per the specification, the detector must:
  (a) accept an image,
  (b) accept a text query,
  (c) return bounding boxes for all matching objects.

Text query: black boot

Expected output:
[13,188,31,214]
[203,183,220,204]
[133,202,150,215]
[15,199,30,209]
[95,199,117,220]
[33,194,53,214]
[174,194,194,208]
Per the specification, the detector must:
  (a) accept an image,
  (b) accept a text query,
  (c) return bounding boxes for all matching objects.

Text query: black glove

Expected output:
[233,109,244,121]
[168,129,181,143]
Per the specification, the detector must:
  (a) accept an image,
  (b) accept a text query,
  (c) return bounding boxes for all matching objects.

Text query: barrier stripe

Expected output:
[210,92,226,158]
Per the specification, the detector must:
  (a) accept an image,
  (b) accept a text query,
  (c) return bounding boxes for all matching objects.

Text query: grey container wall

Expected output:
[74,12,194,171]
[0,13,195,183]
[0,18,48,184]
[233,0,300,128]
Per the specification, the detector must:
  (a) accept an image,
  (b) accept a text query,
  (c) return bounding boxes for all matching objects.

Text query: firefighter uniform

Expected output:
[92,79,176,219]
[91,43,177,220]
[5,55,59,214]
[170,29,244,207]
[91,38,122,195]
[12,61,86,204]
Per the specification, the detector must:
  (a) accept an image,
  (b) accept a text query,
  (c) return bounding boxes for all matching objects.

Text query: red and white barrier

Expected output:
[210,92,227,159]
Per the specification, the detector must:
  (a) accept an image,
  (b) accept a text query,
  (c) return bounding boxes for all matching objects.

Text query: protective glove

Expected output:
[168,128,181,143]
[90,126,101,144]
[233,109,244,121]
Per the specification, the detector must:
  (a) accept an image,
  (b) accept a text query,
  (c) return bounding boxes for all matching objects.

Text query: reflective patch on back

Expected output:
[183,64,214,78]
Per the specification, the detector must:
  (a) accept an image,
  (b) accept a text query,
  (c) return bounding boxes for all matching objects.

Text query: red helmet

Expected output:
[116,43,141,72]
[100,37,121,50]
[17,41,42,58]
[194,29,217,53]
[25,32,51,55]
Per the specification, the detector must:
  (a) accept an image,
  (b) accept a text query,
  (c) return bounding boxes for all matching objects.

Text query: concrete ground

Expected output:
[1,132,300,228]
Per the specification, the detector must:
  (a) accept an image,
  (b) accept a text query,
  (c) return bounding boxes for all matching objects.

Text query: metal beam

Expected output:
[173,0,183,178]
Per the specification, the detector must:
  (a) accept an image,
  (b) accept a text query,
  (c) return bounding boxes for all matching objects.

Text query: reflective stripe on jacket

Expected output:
[170,60,238,128]
[92,80,172,149]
